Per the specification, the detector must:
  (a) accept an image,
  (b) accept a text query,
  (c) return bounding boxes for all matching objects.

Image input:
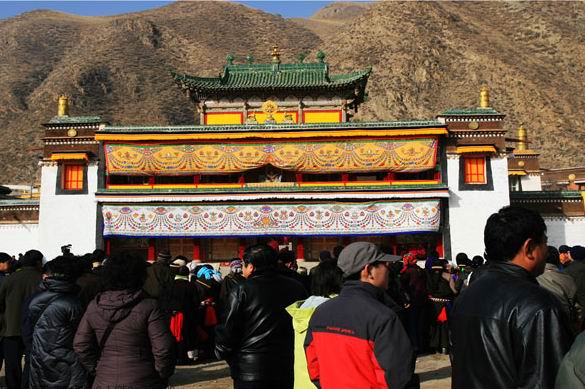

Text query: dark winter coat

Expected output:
[538,263,582,330]
[0,266,42,336]
[215,269,308,382]
[555,330,585,388]
[450,261,573,389]
[24,277,87,389]
[564,260,585,320]
[169,277,200,350]
[76,269,102,308]
[218,272,245,314]
[74,289,175,389]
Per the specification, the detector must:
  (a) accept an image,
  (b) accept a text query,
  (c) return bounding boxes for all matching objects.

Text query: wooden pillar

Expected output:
[388,236,397,255]
[239,238,246,259]
[296,238,305,261]
[105,239,111,256]
[193,238,201,261]
[436,234,444,258]
[147,238,155,262]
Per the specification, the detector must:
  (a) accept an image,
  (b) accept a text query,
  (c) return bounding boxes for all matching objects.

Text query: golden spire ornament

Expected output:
[517,123,527,151]
[58,95,69,116]
[479,84,490,108]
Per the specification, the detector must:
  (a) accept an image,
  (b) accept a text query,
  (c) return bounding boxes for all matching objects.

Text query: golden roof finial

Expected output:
[271,45,281,64]
[58,95,69,117]
[517,123,527,151]
[479,84,490,108]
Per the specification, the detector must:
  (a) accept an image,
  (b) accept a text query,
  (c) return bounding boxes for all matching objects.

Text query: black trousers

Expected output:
[234,379,293,389]
[4,336,24,389]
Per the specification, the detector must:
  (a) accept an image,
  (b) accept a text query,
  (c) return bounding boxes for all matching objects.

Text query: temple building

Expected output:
[1,48,583,260]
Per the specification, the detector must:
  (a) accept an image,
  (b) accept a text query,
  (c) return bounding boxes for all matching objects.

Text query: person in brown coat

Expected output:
[74,252,175,389]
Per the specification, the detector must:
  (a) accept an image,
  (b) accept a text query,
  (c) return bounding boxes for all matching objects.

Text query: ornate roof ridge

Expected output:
[100,119,444,133]
[47,115,104,124]
[439,107,502,116]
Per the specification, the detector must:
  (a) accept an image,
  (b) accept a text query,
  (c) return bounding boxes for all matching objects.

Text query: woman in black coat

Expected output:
[23,256,87,389]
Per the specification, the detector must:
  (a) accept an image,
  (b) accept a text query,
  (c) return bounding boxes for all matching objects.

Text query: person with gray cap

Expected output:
[304,242,418,389]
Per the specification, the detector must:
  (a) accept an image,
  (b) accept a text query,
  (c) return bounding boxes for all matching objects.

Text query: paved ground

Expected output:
[169,353,451,388]
[0,353,451,388]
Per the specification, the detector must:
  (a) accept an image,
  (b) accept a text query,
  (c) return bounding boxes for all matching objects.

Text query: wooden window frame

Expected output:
[56,163,88,195]
[464,157,486,184]
[459,155,493,191]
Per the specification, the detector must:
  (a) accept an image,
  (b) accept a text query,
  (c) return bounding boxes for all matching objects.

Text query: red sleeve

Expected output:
[304,325,321,388]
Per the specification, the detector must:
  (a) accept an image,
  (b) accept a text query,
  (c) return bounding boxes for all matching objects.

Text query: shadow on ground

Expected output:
[419,365,452,383]
[169,361,231,386]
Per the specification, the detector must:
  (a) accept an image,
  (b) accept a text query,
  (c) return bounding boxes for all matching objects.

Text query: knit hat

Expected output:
[157,250,172,262]
[337,242,401,278]
[229,259,243,274]
[570,245,585,261]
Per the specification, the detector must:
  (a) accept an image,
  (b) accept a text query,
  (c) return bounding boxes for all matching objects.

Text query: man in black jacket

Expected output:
[450,206,573,389]
[215,244,307,389]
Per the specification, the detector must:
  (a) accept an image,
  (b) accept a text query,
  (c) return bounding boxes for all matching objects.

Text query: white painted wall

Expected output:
[544,216,585,247]
[521,174,542,191]
[0,223,39,257]
[447,155,510,258]
[38,163,99,259]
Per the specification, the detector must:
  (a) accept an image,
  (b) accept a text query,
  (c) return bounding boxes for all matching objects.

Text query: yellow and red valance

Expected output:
[456,145,497,154]
[50,153,88,161]
[104,138,438,175]
[508,170,527,176]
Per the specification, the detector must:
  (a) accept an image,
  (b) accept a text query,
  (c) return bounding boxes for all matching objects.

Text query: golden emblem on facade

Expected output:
[261,100,278,123]
[67,128,77,137]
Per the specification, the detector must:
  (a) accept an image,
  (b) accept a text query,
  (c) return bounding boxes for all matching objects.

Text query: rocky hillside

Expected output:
[1,1,585,184]
[0,1,319,183]
[307,1,585,169]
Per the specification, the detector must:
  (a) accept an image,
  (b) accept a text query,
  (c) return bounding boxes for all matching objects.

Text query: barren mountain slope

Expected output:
[0,1,320,183]
[315,1,585,168]
[291,2,371,39]
[1,1,585,184]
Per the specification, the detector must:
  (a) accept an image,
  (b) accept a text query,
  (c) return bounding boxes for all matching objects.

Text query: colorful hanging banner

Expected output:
[104,138,438,175]
[102,200,441,237]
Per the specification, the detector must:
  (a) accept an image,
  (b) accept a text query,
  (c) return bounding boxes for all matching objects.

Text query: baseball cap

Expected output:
[337,242,401,277]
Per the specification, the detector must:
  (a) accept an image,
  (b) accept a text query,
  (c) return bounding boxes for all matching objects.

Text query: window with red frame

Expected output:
[63,164,84,190]
[464,157,486,184]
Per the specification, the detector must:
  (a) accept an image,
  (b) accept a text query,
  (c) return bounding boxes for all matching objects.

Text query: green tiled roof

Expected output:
[510,190,583,200]
[440,107,503,116]
[100,120,444,134]
[0,199,39,207]
[48,115,104,124]
[171,62,371,93]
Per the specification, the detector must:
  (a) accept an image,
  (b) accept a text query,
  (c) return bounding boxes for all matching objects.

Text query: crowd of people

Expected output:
[0,205,585,388]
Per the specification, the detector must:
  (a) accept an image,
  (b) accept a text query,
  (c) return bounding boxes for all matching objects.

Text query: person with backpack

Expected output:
[74,252,175,389]
[23,256,86,388]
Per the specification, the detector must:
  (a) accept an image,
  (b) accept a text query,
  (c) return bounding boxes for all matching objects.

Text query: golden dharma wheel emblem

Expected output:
[261,100,278,114]
[67,128,78,137]
[261,100,278,123]
[468,121,479,130]
[518,161,525,168]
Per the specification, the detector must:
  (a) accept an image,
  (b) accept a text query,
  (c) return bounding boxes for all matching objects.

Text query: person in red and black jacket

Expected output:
[304,242,419,389]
